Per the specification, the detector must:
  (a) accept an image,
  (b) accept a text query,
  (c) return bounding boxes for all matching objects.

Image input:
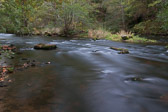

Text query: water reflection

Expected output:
[0,34,168,112]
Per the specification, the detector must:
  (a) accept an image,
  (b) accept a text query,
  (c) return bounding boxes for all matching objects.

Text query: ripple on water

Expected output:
[124,74,168,86]
[0,33,14,37]
[101,70,115,74]
[49,42,60,45]
[20,48,34,51]
[25,42,34,44]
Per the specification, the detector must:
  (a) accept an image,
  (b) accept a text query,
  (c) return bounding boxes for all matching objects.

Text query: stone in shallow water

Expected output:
[34,43,57,50]
[165,45,168,49]
[126,77,144,82]
[118,50,129,54]
[110,47,129,54]
[0,82,7,87]
[0,44,16,51]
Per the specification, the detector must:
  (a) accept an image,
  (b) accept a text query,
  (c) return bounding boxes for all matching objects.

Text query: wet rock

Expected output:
[110,47,129,54]
[23,63,30,68]
[118,50,129,54]
[160,94,168,103]
[92,50,99,52]
[34,43,57,50]
[121,35,132,40]
[1,44,16,51]
[30,63,36,67]
[45,62,51,64]
[0,82,7,87]
[126,77,144,82]
[0,67,14,74]
[110,47,125,51]
[26,60,31,64]
[6,67,14,73]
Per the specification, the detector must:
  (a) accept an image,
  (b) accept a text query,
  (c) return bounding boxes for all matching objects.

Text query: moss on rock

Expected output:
[34,43,57,50]
[166,45,168,49]
[110,47,129,54]
[6,67,14,73]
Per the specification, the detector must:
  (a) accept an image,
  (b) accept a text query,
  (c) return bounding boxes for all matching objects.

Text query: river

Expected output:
[0,34,168,112]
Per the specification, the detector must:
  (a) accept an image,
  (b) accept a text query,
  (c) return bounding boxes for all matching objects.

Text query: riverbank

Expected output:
[2,28,168,46]
[29,29,162,44]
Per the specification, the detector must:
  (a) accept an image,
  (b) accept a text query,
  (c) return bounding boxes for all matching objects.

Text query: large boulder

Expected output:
[34,43,57,50]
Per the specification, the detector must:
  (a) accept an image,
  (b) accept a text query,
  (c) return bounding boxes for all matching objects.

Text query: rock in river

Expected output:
[166,45,168,49]
[110,47,129,54]
[34,43,57,50]
[0,44,16,51]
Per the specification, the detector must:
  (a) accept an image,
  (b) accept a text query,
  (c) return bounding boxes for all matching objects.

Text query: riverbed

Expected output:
[0,34,168,112]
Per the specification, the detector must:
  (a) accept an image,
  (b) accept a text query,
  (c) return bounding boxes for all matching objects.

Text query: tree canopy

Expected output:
[0,0,167,35]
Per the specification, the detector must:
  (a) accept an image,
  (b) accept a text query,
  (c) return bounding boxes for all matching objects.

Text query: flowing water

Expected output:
[0,34,168,112]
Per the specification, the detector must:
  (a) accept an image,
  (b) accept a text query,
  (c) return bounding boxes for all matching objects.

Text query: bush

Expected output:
[133,20,166,35]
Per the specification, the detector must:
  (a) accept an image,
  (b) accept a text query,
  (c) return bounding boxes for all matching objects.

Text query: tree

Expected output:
[0,0,43,34]
[157,0,168,30]
[54,0,94,36]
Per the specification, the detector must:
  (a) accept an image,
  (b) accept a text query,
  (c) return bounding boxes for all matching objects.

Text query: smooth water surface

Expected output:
[0,34,168,112]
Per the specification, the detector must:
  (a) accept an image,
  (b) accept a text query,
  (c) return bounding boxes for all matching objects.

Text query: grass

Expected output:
[88,29,157,43]
[105,31,157,43]
[106,34,157,43]
[33,27,159,44]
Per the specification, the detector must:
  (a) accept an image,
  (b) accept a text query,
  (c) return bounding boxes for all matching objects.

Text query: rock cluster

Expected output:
[0,44,16,51]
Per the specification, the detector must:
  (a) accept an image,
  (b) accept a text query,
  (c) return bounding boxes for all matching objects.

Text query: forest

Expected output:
[0,0,168,38]
[0,1,168,112]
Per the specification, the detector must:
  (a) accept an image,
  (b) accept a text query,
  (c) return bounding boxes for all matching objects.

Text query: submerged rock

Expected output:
[0,44,16,51]
[34,43,57,50]
[6,67,14,73]
[126,77,144,82]
[118,50,129,54]
[110,47,129,54]
[0,82,7,87]
[166,45,168,49]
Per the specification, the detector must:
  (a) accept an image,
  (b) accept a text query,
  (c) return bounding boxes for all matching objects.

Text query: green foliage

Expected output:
[0,0,167,36]
[105,30,157,43]
[148,0,162,7]
[0,0,44,34]
[54,0,94,35]
[1,50,15,59]
[157,1,168,31]
[133,20,166,35]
